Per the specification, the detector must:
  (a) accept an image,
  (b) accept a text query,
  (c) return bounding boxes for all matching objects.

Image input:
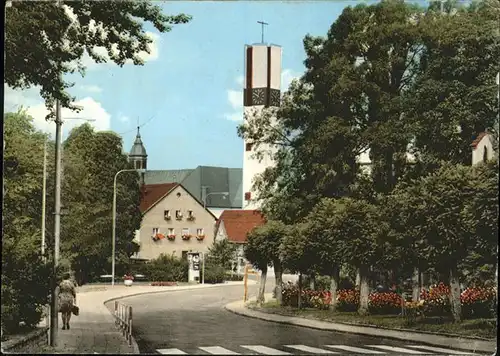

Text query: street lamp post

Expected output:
[203,191,229,209]
[112,168,145,286]
[48,114,96,346]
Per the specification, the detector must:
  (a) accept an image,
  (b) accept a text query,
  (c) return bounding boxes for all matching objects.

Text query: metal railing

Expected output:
[114,301,133,346]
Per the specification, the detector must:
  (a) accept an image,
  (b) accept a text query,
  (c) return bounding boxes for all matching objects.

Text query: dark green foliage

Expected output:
[61,123,142,284]
[138,254,188,282]
[201,262,226,284]
[2,112,52,334]
[5,1,191,118]
[206,239,238,271]
[245,220,288,270]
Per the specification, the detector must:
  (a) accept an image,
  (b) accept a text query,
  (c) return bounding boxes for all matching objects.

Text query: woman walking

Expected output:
[59,272,77,330]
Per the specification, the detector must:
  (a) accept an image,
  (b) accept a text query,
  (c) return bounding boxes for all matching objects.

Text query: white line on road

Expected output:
[284,345,337,354]
[199,346,241,355]
[404,345,475,354]
[240,345,292,355]
[157,348,187,355]
[366,345,430,354]
[324,345,386,354]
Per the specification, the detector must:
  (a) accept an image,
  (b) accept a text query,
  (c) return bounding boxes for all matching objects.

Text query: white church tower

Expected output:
[242,42,282,210]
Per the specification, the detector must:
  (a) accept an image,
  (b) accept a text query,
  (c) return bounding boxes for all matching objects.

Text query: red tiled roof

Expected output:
[140,183,178,213]
[471,132,488,149]
[217,210,266,243]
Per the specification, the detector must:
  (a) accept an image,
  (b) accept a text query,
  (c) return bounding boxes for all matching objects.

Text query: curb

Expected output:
[103,281,255,305]
[103,281,256,354]
[224,299,496,354]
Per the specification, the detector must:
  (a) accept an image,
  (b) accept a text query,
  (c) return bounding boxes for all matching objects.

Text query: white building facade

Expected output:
[242,44,282,210]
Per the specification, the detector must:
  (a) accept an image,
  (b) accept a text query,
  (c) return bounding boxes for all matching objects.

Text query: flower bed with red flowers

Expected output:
[281,282,332,309]
[420,282,451,316]
[337,289,360,312]
[461,287,497,319]
[310,291,332,310]
[150,281,178,287]
[368,292,403,315]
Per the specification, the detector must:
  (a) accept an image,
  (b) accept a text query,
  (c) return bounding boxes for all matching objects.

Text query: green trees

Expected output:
[2,111,51,334]
[245,221,288,304]
[207,239,238,271]
[239,0,498,322]
[5,1,191,117]
[61,123,142,284]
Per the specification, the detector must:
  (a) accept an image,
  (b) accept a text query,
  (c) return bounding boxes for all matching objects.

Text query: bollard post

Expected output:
[124,305,128,340]
[128,306,133,346]
[114,301,118,327]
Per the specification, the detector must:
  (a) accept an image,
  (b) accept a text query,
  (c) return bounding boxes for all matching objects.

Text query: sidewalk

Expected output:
[225,293,496,354]
[38,281,254,354]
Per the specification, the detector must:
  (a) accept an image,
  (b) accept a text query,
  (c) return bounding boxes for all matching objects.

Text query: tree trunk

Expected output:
[412,267,420,301]
[298,273,303,309]
[330,265,340,310]
[355,269,361,289]
[358,265,370,316]
[257,265,268,305]
[449,265,462,322]
[274,261,283,305]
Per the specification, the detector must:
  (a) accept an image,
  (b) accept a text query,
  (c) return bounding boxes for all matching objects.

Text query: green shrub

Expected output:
[1,246,50,335]
[202,263,226,284]
[138,254,188,282]
[225,273,244,281]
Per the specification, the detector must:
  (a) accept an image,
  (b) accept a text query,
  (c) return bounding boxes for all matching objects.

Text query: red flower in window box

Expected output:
[182,234,191,240]
[152,233,165,241]
[167,234,176,241]
[196,234,205,241]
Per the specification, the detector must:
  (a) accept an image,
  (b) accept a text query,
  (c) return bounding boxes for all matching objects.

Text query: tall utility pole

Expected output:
[49,99,63,347]
[41,140,47,261]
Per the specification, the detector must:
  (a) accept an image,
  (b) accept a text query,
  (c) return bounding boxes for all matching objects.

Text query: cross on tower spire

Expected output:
[257,21,269,44]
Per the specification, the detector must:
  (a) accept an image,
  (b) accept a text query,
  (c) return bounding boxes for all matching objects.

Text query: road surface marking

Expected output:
[156,348,187,355]
[366,345,430,354]
[404,345,474,354]
[240,345,292,355]
[284,345,337,354]
[325,345,386,354]
[199,346,240,355]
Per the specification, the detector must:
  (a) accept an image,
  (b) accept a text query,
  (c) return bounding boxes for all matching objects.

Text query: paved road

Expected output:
[109,281,477,355]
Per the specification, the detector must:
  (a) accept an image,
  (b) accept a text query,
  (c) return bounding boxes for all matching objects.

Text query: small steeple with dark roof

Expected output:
[129,126,147,170]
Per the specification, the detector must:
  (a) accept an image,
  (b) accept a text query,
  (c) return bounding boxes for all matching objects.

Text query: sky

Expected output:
[5,0,431,170]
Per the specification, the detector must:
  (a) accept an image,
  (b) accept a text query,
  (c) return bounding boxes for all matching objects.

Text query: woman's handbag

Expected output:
[72,305,79,316]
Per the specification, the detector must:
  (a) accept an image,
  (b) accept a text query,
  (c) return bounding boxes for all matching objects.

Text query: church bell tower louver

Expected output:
[242,42,282,210]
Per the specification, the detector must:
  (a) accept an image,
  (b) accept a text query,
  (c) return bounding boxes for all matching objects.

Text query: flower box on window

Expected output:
[152,233,165,241]
[181,234,191,241]
[167,234,176,241]
[196,234,205,241]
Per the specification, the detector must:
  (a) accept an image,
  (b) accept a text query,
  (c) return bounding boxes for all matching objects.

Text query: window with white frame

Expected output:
[152,227,159,236]
[176,210,183,219]
[168,228,175,235]
[182,228,190,236]
[164,210,171,219]
[196,228,204,236]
